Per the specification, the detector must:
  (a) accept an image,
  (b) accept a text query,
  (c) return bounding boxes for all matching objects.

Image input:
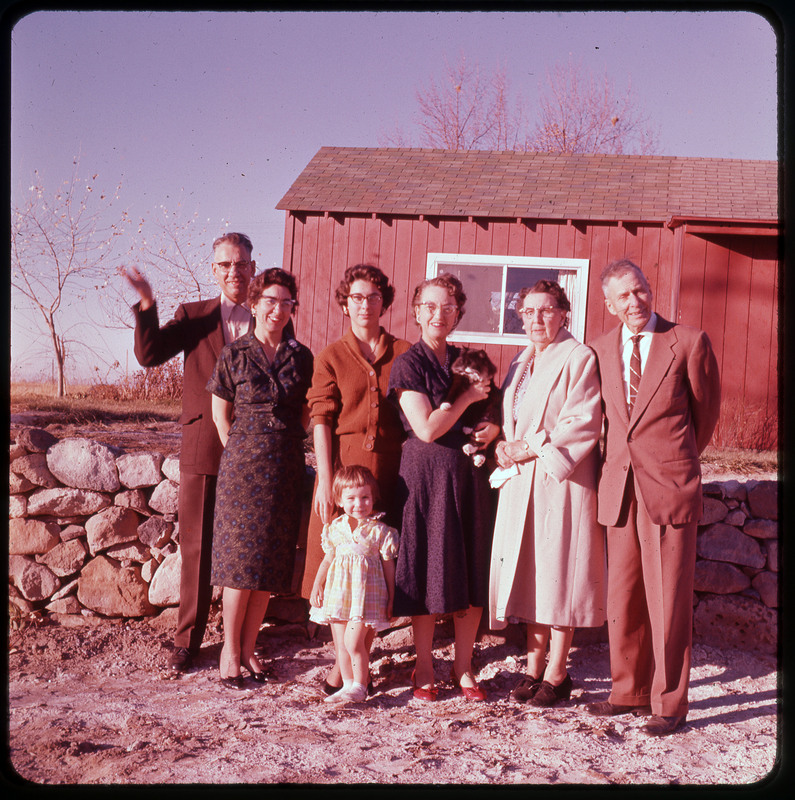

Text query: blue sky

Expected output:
[9,9,778,382]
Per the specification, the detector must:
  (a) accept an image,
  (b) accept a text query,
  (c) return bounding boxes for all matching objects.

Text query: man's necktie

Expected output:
[628,334,642,413]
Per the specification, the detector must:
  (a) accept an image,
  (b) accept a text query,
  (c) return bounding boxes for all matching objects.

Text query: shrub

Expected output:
[111,360,184,402]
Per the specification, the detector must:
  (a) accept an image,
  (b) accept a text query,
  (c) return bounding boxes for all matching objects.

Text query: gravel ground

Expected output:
[5,607,781,789]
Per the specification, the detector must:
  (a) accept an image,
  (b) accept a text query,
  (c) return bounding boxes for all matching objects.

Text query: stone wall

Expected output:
[692,478,778,654]
[9,428,778,652]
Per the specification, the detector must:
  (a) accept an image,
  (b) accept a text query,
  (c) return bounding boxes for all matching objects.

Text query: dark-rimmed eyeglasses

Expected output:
[348,292,383,305]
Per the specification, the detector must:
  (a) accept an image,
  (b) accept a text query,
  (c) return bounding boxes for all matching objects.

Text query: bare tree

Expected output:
[383,55,660,156]
[381,55,525,151]
[526,59,660,155]
[101,203,221,330]
[11,161,127,396]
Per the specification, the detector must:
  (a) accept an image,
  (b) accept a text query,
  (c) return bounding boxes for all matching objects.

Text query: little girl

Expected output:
[309,465,398,704]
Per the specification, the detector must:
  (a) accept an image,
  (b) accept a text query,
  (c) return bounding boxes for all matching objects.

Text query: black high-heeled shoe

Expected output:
[529,674,572,707]
[242,663,276,684]
[219,674,245,690]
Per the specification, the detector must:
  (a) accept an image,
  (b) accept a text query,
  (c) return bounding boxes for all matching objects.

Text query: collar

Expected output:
[621,312,657,346]
[219,292,250,320]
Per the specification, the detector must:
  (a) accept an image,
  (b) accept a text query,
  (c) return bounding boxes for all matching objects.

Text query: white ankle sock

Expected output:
[347,682,367,701]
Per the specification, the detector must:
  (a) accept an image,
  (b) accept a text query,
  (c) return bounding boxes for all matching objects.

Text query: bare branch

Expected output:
[11,160,128,396]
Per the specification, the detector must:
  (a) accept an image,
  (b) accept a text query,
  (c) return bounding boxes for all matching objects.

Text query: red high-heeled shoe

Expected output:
[450,667,486,702]
[411,669,438,701]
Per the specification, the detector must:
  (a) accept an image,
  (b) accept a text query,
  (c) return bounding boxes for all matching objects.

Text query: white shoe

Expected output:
[325,684,367,705]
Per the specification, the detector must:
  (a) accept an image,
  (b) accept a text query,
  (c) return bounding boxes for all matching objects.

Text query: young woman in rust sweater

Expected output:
[300,264,410,695]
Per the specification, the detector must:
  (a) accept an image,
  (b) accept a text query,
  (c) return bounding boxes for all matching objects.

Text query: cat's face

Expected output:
[450,348,496,383]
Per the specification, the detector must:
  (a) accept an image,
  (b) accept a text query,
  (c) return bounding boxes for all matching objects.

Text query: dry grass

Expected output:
[11,383,777,476]
[700,444,778,476]
[10,382,180,423]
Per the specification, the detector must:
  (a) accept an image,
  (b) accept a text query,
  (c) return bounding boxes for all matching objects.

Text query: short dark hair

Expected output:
[332,464,380,505]
[411,273,467,322]
[212,232,253,259]
[334,264,396,312]
[518,279,571,313]
[248,268,298,308]
[600,259,649,292]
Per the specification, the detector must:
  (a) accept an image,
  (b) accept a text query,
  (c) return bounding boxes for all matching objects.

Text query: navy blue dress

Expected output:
[207,332,313,591]
[387,340,499,616]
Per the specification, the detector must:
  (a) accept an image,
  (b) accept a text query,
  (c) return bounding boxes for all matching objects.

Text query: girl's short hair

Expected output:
[248,268,298,308]
[332,464,380,505]
[411,273,467,321]
[334,264,396,312]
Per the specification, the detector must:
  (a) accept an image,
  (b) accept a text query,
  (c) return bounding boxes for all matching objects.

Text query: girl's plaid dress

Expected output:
[310,514,398,630]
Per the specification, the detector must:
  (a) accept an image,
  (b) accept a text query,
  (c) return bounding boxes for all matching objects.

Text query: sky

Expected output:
[9,8,779,383]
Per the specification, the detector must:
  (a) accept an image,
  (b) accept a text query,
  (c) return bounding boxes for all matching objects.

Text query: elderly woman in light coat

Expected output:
[489,279,606,708]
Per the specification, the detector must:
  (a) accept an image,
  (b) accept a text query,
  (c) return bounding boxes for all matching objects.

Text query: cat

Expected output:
[440,347,498,467]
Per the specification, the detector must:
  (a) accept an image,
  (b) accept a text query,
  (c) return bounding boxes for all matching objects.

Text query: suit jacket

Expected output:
[591,315,721,527]
[133,297,230,475]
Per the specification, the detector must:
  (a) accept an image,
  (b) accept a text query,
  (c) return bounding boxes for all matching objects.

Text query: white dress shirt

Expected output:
[219,293,252,345]
[620,313,657,406]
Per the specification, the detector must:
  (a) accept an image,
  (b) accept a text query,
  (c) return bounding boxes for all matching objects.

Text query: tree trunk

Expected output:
[46,314,66,397]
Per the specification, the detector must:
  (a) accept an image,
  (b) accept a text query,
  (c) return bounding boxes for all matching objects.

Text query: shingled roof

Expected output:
[276,147,779,224]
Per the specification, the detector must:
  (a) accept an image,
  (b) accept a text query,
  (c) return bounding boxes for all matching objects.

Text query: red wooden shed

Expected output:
[277,147,780,447]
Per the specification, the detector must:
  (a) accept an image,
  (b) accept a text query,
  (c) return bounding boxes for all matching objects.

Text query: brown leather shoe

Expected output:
[168,647,193,673]
[510,674,543,704]
[586,700,651,717]
[643,715,687,736]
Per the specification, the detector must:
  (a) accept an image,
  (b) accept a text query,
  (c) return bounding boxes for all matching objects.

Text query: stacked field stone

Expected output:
[8,428,778,652]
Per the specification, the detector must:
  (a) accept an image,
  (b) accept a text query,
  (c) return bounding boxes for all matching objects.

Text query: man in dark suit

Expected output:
[124,232,255,673]
[588,259,721,736]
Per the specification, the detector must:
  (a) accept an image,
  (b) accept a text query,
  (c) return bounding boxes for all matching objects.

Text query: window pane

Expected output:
[439,263,503,334]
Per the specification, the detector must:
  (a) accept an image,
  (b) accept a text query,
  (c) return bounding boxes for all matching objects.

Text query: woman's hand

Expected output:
[470,421,500,449]
[494,440,515,469]
[495,438,535,467]
[504,439,535,463]
[211,395,234,447]
[313,479,335,524]
[462,379,491,406]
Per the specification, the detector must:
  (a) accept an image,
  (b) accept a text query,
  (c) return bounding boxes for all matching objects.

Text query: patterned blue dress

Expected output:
[387,340,499,616]
[207,331,313,591]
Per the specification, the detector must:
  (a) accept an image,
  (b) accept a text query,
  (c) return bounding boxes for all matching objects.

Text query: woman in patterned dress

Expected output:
[207,268,313,688]
[300,264,410,694]
[387,274,500,702]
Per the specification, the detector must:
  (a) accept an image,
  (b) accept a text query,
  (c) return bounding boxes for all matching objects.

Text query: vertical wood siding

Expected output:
[284,211,778,440]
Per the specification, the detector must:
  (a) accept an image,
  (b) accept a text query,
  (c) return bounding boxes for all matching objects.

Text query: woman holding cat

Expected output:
[489,279,606,708]
[388,274,500,702]
[300,264,410,696]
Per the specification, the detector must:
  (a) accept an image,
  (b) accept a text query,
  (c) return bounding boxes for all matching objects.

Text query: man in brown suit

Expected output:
[124,232,255,673]
[588,259,721,736]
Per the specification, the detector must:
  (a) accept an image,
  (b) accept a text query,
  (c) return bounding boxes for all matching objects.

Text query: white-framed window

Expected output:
[426,253,590,345]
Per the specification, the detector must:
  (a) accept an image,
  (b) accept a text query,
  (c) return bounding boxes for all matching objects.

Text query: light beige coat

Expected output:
[488,328,607,629]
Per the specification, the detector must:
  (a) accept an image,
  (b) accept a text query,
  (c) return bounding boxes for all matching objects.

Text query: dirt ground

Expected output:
[6,412,783,789]
[5,610,781,788]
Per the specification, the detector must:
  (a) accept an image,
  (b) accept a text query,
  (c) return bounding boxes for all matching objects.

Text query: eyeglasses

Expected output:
[259,296,296,311]
[417,302,459,317]
[213,260,253,273]
[348,292,383,305]
[519,306,560,319]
